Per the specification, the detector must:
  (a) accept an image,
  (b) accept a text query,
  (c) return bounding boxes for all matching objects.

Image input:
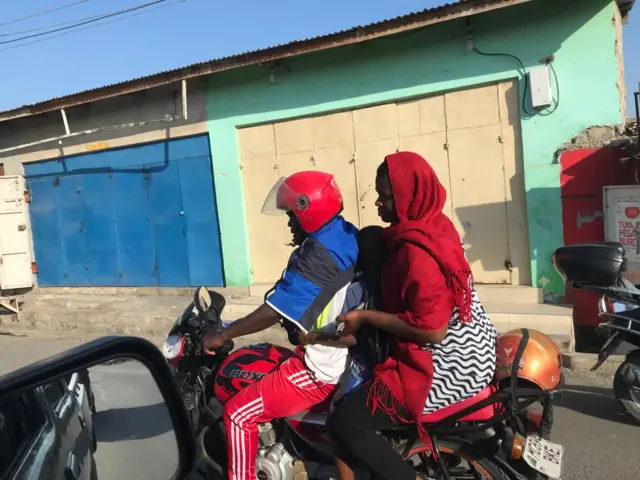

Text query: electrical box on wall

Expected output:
[527,65,553,109]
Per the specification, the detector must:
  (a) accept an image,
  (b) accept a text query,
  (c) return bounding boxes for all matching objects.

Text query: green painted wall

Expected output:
[206,0,623,288]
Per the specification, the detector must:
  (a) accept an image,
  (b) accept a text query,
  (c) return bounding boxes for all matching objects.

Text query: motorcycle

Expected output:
[161,287,234,434]
[162,286,565,480]
[552,242,640,423]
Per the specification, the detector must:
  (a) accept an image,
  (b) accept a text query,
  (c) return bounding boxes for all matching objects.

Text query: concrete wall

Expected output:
[205,0,624,290]
[0,78,209,288]
[0,77,209,174]
[614,3,627,120]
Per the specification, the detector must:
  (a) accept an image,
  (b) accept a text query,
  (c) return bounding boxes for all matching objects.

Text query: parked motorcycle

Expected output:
[162,286,565,480]
[553,242,640,423]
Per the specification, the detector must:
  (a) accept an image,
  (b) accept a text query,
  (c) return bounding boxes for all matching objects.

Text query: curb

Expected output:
[1,310,246,338]
[562,352,625,375]
[0,321,290,348]
[4,309,574,351]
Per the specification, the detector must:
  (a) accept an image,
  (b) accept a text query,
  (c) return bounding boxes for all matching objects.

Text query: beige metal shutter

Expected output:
[239,113,359,283]
[387,82,528,285]
[239,80,529,286]
[497,81,530,287]
[444,84,511,284]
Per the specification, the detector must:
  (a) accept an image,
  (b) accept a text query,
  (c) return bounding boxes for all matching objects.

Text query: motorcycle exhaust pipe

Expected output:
[198,424,225,476]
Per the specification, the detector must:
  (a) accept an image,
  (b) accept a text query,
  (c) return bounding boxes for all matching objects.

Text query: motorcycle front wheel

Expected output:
[613,356,640,424]
[402,438,508,479]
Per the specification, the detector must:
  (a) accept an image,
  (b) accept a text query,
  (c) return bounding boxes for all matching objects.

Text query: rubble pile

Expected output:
[625,117,638,139]
[557,117,638,153]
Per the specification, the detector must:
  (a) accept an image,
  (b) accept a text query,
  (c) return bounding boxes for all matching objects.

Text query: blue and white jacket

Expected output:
[266,216,359,383]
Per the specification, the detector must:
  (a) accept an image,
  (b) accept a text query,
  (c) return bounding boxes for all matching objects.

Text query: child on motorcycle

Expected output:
[350,225,391,371]
[198,171,360,480]
[298,225,389,406]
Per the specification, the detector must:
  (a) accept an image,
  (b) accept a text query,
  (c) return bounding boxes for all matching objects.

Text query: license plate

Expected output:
[522,435,564,480]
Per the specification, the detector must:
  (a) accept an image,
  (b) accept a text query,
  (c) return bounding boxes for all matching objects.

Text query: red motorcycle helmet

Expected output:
[262,171,344,234]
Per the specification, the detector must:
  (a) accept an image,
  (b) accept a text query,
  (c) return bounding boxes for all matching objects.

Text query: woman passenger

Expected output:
[327,151,498,480]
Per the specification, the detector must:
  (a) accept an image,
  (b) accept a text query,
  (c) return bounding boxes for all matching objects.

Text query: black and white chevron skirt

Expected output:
[423,286,498,414]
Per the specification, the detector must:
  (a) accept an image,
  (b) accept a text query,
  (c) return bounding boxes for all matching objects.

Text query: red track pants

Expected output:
[223,355,337,480]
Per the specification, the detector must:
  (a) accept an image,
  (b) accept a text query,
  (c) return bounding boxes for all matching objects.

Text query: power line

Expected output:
[0,0,181,39]
[0,10,111,39]
[0,1,94,27]
[0,0,172,45]
[0,1,185,52]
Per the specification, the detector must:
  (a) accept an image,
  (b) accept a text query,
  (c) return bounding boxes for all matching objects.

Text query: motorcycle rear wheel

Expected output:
[403,438,508,479]
[613,358,640,424]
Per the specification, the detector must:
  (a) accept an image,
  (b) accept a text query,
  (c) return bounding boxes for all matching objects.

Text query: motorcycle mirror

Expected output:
[0,336,197,480]
[194,286,212,313]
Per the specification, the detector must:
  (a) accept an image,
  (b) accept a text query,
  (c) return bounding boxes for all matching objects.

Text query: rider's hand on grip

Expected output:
[221,339,234,354]
[198,331,227,355]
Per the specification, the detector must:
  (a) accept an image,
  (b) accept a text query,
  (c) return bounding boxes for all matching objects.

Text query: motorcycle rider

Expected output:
[198,171,360,480]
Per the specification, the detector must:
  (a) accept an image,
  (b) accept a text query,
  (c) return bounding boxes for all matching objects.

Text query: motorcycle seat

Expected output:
[420,384,497,424]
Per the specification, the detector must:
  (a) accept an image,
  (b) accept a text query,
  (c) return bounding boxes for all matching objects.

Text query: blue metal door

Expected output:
[148,159,190,287]
[112,170,155,286]
[81,173,120,285]
[177,146,225,286]
[27,178,66,286]
[56,175,90,285]
[25,134,224,287]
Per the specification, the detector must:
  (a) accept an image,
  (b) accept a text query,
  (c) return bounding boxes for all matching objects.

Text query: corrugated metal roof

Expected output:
[2,0,629,122]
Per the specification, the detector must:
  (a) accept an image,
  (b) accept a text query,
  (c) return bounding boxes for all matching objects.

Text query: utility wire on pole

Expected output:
[0,0,172,45]
[0,0,94,27]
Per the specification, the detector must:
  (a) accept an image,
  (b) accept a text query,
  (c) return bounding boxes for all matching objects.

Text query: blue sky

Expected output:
[0,0,638,114]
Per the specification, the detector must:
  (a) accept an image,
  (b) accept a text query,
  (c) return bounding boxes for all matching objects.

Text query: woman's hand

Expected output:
[336,310,366,336]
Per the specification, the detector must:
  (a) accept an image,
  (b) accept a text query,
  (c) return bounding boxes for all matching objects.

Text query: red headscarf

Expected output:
[367,151,473,449]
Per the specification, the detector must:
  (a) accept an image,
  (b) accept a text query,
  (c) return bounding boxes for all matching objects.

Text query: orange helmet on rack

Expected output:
[494,329,563,391]
[261,171,344,234]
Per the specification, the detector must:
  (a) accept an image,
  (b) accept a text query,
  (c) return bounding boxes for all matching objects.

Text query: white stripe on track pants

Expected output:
[223,355,337,480]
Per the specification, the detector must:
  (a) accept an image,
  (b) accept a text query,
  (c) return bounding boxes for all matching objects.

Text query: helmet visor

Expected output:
[261,177,295,216]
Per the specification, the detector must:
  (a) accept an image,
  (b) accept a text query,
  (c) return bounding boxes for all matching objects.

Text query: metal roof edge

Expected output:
[618,0,635,17]
[0,0,530,123]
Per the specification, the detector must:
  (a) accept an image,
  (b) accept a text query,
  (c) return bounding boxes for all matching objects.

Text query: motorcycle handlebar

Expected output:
[188,324,234,358]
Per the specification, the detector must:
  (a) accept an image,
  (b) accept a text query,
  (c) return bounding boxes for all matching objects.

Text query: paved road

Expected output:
[0,333,178,480]
[0,333,638,479]
[553,369,637,480]
[89,360,179,480]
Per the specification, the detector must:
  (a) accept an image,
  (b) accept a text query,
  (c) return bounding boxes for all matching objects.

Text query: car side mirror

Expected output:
[0,336,200,480]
